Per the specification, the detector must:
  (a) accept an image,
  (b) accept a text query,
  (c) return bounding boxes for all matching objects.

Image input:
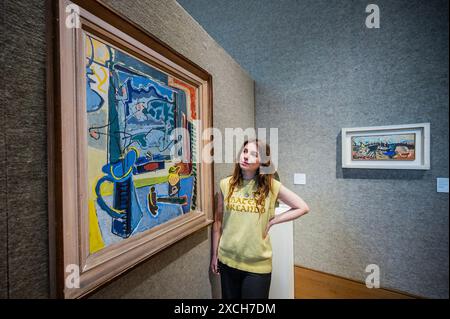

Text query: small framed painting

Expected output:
[47,0,214,298]
[341,123,430,169]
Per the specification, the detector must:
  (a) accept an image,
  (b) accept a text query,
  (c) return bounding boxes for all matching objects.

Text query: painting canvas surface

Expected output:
[85,34,199,254]
[351,133,416,161]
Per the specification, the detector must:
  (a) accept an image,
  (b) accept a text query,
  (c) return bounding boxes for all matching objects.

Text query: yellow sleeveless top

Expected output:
[218,176,282,273]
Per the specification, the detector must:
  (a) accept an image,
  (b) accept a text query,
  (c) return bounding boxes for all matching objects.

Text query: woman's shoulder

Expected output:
[272,177,281,186]
[219,176,232,193]
[220,175,233,183]
[271,177,282,194]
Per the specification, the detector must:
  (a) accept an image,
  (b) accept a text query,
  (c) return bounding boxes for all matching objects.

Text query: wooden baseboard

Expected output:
[295,266,419,299]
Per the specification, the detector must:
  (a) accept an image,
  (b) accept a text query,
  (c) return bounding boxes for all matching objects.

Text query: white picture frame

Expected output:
[341,123,430,170]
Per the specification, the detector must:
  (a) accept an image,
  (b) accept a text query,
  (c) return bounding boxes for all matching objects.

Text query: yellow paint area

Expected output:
[89,199,105,254]
[88,147,107,254]
[86,35,112,65]
[88,147,107,199]
[85,34,111,101]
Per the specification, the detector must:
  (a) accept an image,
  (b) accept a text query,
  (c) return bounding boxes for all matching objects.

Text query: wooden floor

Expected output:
[295,266,418,299]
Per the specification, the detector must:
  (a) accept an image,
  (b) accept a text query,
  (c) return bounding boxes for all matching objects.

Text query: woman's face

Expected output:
[239,142,260,173]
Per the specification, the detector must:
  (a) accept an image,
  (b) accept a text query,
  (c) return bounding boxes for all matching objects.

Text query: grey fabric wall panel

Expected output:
[178,0,449,298]
[0,130,6,299]
[4,0,49,298]
[91,228,211,298]
[2,0,253,298]
[0,147,6,299]
[0,0,7,299]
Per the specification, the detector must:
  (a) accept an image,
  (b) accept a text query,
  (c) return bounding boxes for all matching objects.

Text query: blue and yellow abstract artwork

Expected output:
[85,34,199,254]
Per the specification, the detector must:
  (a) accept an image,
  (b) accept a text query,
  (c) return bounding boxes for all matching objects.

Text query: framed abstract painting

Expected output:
[47,0,214,298]
[342,123,430,169]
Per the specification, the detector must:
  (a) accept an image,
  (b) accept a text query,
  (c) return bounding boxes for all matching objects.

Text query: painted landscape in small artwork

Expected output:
[351,134,416,161]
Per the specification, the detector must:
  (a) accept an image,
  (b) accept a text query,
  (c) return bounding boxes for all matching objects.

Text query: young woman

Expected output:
[211,139,310,299]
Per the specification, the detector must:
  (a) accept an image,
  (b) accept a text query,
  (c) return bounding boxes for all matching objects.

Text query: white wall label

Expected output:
[437,178,449,193]
[294,173,306,185]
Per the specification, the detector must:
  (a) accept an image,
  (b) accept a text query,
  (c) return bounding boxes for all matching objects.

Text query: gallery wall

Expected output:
[178,0,449,298]
[1,0,254,298]
[0,0,6,298]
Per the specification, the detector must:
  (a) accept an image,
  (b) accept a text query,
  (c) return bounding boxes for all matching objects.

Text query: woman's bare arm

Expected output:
[264,185,309,238]
[211,190,224,274]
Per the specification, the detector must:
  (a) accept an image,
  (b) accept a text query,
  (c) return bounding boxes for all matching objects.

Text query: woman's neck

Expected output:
[241,170,256,180]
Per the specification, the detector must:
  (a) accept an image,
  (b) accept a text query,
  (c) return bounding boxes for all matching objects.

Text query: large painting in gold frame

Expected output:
[47,0,214,298]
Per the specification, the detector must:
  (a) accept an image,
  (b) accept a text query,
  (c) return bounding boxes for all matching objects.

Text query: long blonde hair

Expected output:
[225,139,274,214]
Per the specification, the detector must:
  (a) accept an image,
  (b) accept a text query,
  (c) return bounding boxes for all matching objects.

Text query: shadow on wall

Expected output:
[335,131,427,180]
